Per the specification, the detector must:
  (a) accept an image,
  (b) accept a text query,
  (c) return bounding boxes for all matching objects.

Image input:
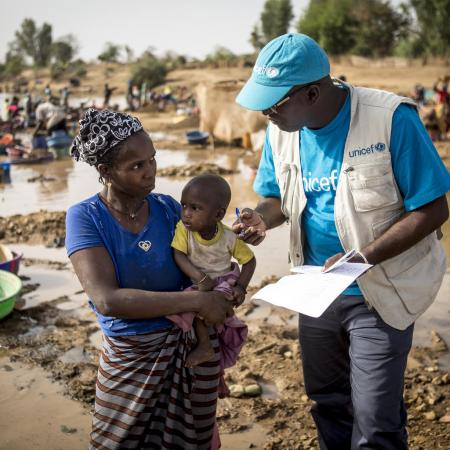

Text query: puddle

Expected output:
[259,380,280,400]
[245,299,297,327]
[221,423,268,449]
[59,346,92,364]
[414,273,450,355]
[18,263,81,309]
[7,244,68,263]
[88,330,103,349]
[20,325,47,339]
[0,357,91,450]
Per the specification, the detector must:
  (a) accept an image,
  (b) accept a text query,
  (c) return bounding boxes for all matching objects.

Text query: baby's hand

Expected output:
[197,275,215,291]
[231,285,246,307]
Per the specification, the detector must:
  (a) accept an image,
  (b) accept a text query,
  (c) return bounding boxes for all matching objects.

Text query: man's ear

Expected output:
[307,85,320,105]
[216,207,226,221]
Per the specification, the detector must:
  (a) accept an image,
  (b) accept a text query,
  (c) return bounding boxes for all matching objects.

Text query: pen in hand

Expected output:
[235,207,246,238]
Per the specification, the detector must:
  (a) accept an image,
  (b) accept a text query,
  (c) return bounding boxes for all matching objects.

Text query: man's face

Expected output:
[262,84,319,132]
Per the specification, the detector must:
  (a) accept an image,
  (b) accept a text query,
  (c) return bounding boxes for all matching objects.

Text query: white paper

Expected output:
[252,262,371,318]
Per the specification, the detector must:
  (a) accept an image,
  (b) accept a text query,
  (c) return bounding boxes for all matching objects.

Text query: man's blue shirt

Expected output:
[254,94,450,296]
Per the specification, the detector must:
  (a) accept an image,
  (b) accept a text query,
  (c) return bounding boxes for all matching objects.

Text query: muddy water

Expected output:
[1,145,449,449]
[0,353,267,450]
[0,358,91,450]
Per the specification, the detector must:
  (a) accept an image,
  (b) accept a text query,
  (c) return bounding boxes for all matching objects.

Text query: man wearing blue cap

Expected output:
[234,33,450,449]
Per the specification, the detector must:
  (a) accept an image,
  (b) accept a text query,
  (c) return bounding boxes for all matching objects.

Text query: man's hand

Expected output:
[232,208,267,245]
[322,252,367,272]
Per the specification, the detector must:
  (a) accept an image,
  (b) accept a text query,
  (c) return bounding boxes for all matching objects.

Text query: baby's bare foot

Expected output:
[186,343,214,368]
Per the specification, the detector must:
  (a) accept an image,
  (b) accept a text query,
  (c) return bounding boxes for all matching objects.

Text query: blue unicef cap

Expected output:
[236,33,330,111]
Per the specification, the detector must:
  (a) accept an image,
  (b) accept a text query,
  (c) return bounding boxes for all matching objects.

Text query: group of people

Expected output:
[415,77,450,141]
[66,33,450,450]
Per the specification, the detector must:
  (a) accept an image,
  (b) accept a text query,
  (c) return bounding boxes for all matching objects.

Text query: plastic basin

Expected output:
[0,251,22,274]
[0,270,22,320]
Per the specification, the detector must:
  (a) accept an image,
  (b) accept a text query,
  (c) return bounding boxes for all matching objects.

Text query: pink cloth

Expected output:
[167,262,248,376]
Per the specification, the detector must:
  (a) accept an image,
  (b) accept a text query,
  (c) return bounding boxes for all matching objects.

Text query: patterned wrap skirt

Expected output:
[89,325,220,449]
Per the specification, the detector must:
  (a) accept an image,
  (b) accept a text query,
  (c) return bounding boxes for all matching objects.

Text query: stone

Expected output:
[244,384,262,397]
[229,384,245,398]
[424,411,436,421]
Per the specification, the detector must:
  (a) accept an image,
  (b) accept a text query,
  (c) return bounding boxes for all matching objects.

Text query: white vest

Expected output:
[269,82,447,330]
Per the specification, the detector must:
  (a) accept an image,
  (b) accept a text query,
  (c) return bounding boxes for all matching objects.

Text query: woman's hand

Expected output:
[197,291,234,326]
[232,208,267,246]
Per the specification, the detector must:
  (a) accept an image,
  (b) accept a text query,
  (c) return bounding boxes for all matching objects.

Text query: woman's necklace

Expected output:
[100,195,145,221]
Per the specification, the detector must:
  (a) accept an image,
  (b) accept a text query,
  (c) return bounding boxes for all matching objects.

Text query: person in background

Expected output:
[103,83,117,108]
[234,33,450,450]
[61,86,70,111]
[67,109,232,449]
[33,96,67,136]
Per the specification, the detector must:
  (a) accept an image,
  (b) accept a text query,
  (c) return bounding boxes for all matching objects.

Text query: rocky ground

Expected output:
[0,140,449,448]
[0,249,449,449]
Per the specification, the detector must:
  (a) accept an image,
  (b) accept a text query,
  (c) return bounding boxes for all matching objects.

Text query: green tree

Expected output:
[351,0,410,57]
[298,0,410,57]
[35,23,53,66]
[249,24,264,51]
[252,0,293,47]
[124,45,135,63]
[14,19,53,67]
[261,0,293,42]
[131,52,167,88]
[299,0,356,55]
[0,50,25,79]
[205,46,238,67]
[52,35,78,65]
[409,0,450,56]
[98,43,122,63]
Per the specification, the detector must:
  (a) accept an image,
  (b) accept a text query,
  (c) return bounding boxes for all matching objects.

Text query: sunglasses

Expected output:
[268,83,317,114]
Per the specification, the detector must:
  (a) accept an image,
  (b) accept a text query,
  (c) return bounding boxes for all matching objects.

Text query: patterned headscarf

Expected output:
[70,109,143,165]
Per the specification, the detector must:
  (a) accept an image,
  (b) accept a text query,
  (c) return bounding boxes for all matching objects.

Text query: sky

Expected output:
[0,0,311,62]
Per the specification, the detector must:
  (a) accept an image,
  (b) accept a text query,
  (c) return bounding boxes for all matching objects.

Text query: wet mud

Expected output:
[0,267,449,449]
[0,138,449,448]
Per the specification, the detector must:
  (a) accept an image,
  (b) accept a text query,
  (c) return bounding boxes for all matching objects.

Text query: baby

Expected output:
[167,174,256,369]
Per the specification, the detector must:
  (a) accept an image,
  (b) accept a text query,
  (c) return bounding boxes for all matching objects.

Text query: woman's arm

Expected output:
[70,246,233,325]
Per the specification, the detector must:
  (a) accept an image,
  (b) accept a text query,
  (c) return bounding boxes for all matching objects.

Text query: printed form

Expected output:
[252,251,372,317]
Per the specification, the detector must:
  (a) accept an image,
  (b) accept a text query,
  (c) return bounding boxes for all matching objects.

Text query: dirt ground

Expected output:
[0,257,450,449]
[20,58,450,99]
[0,206,450,449]
[2,61,450,448]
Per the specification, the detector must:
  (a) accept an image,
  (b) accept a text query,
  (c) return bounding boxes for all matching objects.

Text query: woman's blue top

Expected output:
[65,192,187,336]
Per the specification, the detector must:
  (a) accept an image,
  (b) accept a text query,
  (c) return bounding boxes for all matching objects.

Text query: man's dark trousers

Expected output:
[299,295,414,450]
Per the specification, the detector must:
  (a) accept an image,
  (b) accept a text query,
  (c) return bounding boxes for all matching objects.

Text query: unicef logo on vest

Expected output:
[348,142,386,158]
[375,142,386,152]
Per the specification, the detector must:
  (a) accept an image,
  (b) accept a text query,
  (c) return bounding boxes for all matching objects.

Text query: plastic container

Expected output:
[32,135,48,149]
[0,244,22,274]
[0,270,22,320]
[0,161,11,182]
